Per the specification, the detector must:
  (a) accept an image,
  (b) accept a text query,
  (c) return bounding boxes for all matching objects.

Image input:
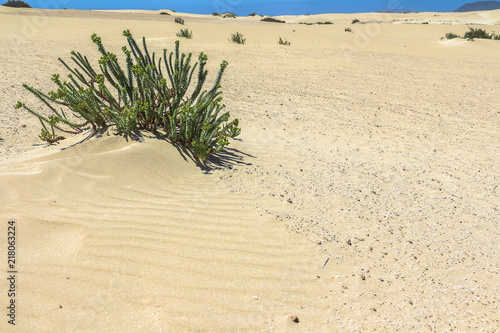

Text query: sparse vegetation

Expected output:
[174,17,184,25]
[212,12,220,16]
[223,12,237,18]
[442,27,500,41]
[261,17,285,23]
[464,26,495,40]
[298,21,333,26]
[278,37,290,46]
[228,32,246,44]
[15,30,240,162]
[176,28,192,39]
[249,12,261,17]
[2,0,31,7]
[160,12,170,15]
[352,19,360,24]
[345,27,352,33]
[445,32,460,39]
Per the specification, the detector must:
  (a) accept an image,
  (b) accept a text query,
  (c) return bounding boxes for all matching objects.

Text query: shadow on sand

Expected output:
[45,128,252,173]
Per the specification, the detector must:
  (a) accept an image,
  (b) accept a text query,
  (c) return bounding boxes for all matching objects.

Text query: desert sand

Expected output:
[0,6,499,332]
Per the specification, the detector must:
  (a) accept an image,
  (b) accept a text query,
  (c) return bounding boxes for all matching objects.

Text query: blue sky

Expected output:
[34,1,472,15]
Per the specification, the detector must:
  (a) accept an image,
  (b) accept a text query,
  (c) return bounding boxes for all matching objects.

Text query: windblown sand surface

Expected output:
[1,6,499,332]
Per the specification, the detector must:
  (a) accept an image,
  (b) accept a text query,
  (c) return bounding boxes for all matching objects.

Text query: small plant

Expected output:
[16,30,240,162]
[223,12,237,18]
[212,12,220,16]
[345,27,352,33]
[176,28,193,39]
[2,0,31,7]
[229,32,246,44]
[278,37,290,46]
[160,12,170,15]
[249,12,258,16]
[316,21,333,25]
[464,26,493,40]
[445,32,460,39]
[261,17,285,23]
[352,19,360,24]
[174,17,184,25]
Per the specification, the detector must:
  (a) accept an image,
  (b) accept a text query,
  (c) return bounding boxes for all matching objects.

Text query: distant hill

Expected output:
[454,1,500,12]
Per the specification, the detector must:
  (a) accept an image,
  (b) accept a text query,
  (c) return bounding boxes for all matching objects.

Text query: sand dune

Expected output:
[0,133,331,331]
[1,6,499,332]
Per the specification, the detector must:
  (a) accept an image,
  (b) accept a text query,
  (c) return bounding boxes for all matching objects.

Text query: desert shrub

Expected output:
[15,30,240,162]
[228,32,246,44]
[261,17,285,23]
[160,12,170,15]
[345,27,352,33]
[223,12,237,18]
[494,34,500,40]
[278,37,290,46]
[299,22,313,25]
[174,17,184,25]
[352,19,360,24]
[249,12,258,16]
[445,32,460,39]
[2,0,31,7]
[463,27,493,39]
[176,28,192,39]
[212,12,220,16]
[316,21,333,25]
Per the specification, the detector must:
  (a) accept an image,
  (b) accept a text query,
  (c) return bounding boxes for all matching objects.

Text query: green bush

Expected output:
[261,17,285,23]
[223,12,237,18]
[160,12,170,15]
[445,32,460,39]
[174,17,184,25]
[345,27,352,33]
[278,37,290,46]
[2,0,31,7]
[15,30,240,162]
[352,19,360,24]
[212,12,220,16]
[228,32,246,44]
[176,28,192,39]
[464,27,494,39]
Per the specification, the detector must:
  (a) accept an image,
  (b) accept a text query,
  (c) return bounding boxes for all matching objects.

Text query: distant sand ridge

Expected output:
[0,6,499,332]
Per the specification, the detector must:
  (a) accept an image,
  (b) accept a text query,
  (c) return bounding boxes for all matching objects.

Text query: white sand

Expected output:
[1,7,499,331]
